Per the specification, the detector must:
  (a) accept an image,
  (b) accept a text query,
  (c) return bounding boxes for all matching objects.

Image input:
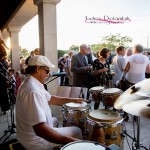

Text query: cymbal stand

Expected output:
[124,116,148,150]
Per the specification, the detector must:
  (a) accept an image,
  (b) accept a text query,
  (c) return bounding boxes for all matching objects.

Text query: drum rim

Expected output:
[102,88,122,94]
[61,140,107,149]
[63,104,91,110]
[89,86,105,92]
[87,109,122,123]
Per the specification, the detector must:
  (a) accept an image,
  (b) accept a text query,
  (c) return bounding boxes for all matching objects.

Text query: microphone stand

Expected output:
[0,65,16,143]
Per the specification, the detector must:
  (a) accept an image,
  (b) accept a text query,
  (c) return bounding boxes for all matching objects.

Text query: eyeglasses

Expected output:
[40,67,50,74]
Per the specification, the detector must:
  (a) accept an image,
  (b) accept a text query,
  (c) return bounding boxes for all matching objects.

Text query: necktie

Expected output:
[83,56,88,66]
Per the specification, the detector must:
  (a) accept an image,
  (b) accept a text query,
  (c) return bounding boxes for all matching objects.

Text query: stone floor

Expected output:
[0,102,150,150]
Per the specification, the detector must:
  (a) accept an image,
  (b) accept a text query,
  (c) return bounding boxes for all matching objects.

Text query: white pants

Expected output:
[46,126,83,150]
[43,117,83,150]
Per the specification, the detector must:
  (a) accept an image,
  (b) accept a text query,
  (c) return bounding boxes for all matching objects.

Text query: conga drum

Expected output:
[89,86,105,102]
[87,109,124,149]
[61,141,108,150]
[62,102,91,137]
[102,88,122,107]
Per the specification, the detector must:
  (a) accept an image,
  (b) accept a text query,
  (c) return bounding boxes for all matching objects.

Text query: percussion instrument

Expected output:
[114,79,150,109]
[102,88,122,107]
[87,109,124,149]
[122,100,150,118]
[62,102,91,136]
[89,86,105,102]
[61,141,107,150]
[122,100,150,150]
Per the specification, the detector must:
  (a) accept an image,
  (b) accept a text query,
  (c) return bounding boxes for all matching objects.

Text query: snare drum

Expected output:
[87,109,124,149]
[102,88,122,107]
[89,86,105,102]
[61,141,107,150]
[62,102,91,136]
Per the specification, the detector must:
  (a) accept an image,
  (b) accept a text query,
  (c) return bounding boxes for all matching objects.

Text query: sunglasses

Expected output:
[40,67,50,74]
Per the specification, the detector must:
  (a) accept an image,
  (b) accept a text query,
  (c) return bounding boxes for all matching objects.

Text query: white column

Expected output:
[34,0,61,95]
[8,26,21,72]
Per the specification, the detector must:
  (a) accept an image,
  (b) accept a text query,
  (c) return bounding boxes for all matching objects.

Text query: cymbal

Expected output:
[122,100,150,118]
[114,79,150,109]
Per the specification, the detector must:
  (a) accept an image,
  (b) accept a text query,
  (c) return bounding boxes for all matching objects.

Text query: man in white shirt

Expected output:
[124,44,149,89]
[16,55,88,150]
[112,46,126,86]
[124,47,132,64]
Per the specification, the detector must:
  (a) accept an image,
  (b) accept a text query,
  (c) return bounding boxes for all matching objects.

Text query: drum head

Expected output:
[102,88,121,94]
[88,109,121,123]
[61,141,106,150]
[89,86,105,92]
[63,102,90,110]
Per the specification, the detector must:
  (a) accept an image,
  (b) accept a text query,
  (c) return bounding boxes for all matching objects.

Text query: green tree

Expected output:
[69,45,79,53]
[102,33,132,50]
[19,47,29,58]
[58,50,67,59]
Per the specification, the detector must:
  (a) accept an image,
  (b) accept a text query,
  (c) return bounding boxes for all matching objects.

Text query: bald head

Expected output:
[79,44,88,55]
[126,48,132,56]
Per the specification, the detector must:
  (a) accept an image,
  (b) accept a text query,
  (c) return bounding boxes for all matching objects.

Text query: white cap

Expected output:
[28,55,55,68]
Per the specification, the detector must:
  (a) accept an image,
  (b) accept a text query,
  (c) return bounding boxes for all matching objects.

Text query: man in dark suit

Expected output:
[86,46,94,65]
[71,44,92,87]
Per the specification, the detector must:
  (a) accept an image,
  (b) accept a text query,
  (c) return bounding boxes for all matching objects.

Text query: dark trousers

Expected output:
[124,79,135,90]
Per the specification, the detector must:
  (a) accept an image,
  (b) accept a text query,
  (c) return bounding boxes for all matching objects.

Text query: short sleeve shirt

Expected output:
[126,53,149,83]
[16,75,53,149]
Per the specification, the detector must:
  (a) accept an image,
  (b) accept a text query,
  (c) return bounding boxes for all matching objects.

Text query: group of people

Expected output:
[1,34,150,150]
[112,44,149,90]
[57,44,150,111]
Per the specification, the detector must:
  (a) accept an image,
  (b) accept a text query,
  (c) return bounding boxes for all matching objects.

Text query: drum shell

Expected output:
[86,110,124,149]
[89,86,105,102]
[62,105,91,136]
[102,88,122,107]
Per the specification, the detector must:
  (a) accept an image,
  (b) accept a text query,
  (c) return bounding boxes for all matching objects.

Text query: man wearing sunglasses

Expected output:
[16,55,88,150]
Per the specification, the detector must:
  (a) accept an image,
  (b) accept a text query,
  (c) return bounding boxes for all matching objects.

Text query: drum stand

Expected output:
[124,116,148,150]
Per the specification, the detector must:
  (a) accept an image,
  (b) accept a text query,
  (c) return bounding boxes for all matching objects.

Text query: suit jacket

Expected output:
[86,53,94,65]
[71,52,89,87]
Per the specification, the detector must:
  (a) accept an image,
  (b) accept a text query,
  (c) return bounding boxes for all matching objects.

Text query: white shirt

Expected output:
[16,75,53,150]
[124,55,130,65]
[112,55,126,84]
[126,53,149,83]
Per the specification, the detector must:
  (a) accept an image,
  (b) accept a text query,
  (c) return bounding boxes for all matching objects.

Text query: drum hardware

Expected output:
[89,86,105,103]
[130,86,140,93]
[105,131,117,140]
[122,100,150,150]
[102,88,122,108]
[114,79,150,149]
[123,117,148,150]
[62,102,91,138]
[86,109,124,149]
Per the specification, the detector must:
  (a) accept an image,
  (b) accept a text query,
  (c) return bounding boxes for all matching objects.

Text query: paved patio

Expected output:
[0,102,150,150]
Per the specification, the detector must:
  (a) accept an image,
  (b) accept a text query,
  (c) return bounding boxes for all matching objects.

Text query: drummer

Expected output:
[16,55,89,150]
[92,48,112,109]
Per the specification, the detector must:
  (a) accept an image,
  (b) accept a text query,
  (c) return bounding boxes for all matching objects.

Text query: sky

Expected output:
[19,0,150,51]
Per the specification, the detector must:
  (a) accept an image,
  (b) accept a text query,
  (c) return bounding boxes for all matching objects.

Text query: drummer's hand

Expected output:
[73,98,90,103]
